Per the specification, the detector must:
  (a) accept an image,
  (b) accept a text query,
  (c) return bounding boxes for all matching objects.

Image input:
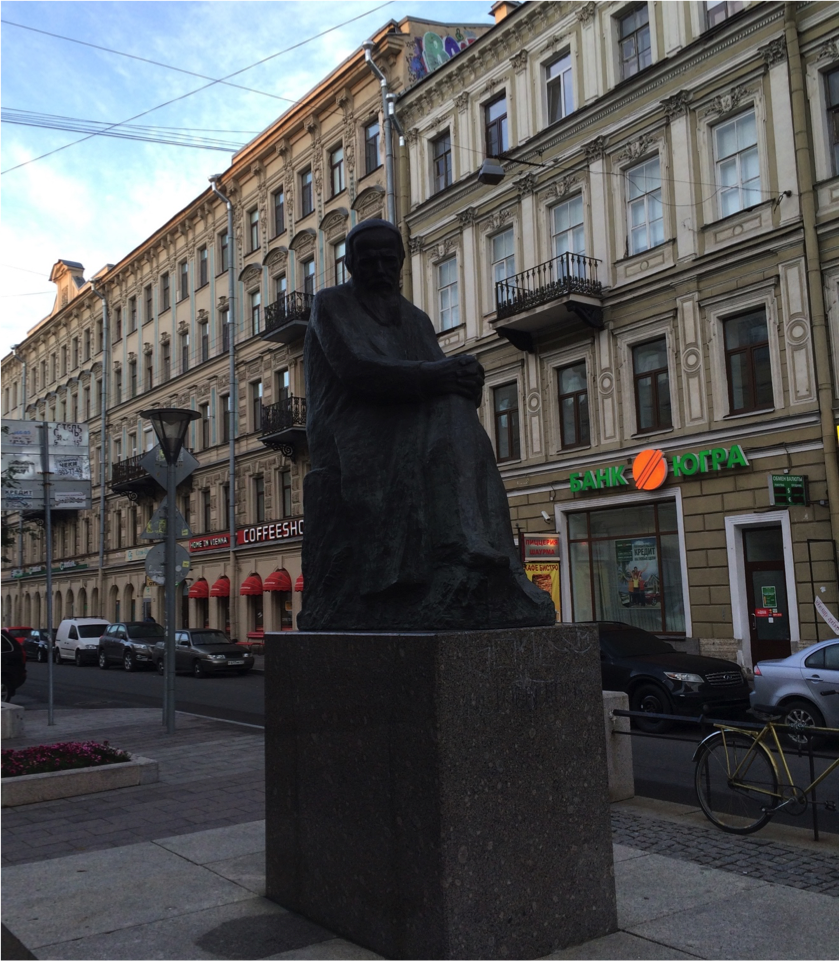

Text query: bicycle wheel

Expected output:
[694,731,779,834]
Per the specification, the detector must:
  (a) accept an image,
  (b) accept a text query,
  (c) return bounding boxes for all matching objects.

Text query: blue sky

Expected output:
[0,0,493,362]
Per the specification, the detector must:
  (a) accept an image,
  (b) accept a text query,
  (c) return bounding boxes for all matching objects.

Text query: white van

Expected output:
[54,617,110,666]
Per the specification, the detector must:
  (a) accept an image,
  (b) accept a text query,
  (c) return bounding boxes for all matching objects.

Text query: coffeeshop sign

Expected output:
[569,445,749,494]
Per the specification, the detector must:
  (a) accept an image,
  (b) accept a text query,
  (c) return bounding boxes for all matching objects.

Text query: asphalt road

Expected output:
[12,661,838,835]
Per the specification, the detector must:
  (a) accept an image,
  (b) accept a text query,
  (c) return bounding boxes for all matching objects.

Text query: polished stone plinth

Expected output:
[264,626,617,960]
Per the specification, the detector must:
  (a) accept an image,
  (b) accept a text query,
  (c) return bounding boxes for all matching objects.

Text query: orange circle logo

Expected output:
[633,449,668,490]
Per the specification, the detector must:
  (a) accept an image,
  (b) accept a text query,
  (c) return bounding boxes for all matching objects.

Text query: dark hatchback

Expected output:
[98,622,165,671]
[153,629,255,677]
[597,622,751,732]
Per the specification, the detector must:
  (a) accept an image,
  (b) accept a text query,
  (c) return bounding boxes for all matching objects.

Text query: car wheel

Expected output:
[124,652,135,672]
[98,650,109,670]
[74,649,83,667]
[37,647,46,663]
[156,659,165,676]
[54,647,62,664]
[783,698,826,748]
[631,682,674,734]
[192,660,205,678]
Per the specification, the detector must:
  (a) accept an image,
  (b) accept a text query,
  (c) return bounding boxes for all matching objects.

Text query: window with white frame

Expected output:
[715,110,760,217]
[432,130,452,192]
[364,121,381,175]
[546,53,573,124]
[275,273,287,302]
[826,67,839,176]
[437,257,459,331]
[330,146,345,196]
[484,95,508,156]
[250,290,261,335]
[626,157,663,256]
[334,241,347,285]
[618,5,651,80]
[552,195,585,279]
[491,229,515,307]
[302,258,316,296]
[249,209,260,252]
[706,0,743,28]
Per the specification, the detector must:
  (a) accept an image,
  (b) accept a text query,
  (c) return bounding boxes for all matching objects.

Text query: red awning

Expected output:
[188,578,209,599]
[210,575,230,597]
[240,573,263,596]
[264,569,292,592]
[294,574,304,592]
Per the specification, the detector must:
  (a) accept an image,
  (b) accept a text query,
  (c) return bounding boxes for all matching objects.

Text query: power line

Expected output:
[1,1,393,176]
[0,263,51,277]
[0,291,54,297]
[2,110,262,136]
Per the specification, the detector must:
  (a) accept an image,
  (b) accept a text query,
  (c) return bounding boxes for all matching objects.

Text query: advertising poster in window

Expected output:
[616,537,660,609]
[524,562,560,619]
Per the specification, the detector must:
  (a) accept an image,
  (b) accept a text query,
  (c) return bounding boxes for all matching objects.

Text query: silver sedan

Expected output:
[751,637,839,742]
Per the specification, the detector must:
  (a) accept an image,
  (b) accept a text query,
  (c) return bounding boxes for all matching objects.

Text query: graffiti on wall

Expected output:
[408,28,479,82]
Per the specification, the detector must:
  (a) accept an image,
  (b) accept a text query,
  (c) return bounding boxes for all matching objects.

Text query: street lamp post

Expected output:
[140,407,200,734]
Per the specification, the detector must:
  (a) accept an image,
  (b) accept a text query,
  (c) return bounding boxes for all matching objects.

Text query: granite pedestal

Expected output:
[264,625,617,960]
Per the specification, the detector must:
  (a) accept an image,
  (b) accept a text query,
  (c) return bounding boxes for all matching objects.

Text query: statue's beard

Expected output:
[353,281,401,325]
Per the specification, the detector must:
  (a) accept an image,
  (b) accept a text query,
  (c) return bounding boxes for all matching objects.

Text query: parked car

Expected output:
[98,621,165,671]
[751,637,839,745]
[597,621,751,733]
[2,628,26,701]
[153,629,255,677]
[55,617,111,665]
[23,628,55,663]
[6,626,33,646]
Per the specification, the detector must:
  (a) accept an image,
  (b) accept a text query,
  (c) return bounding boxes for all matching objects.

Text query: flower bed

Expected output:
[2,740,131,778]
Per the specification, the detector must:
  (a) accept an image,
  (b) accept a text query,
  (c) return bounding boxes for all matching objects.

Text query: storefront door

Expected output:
[743,527,790,665]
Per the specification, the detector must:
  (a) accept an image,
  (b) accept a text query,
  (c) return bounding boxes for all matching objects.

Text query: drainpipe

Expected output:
[209,175,238,641]
[363,41,396,225]
[9,346,27,575]
[386,92,411,296]
[90,281,109,620]
[785,5,839,557]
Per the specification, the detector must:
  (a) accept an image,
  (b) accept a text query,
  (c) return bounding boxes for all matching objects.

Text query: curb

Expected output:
[1,754,159,807]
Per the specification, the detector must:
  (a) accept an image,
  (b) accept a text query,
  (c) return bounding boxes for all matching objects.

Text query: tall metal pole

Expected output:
[41,421,55,726]
[362,42,396,225]
[91,283,109,622]
[165,460,177,734]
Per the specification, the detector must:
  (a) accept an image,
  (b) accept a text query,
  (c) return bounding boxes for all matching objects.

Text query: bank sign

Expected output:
[569,445,749,493]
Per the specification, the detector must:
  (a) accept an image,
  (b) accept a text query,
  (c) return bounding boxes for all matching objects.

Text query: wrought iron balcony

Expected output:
[263,291,314,344]
[493,253,605,346]
[110,453,158,500]
[259,395,307,457]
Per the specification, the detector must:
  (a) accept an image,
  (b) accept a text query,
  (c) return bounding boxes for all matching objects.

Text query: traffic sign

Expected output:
[139,445,200,490]
[144,543,192,585]
[140,497,191,540]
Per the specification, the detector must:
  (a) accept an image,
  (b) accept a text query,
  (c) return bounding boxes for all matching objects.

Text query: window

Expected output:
[493,383,521,462]
[180,332,189,373]
[70,392,78,422]
[552,195,585,268]
[491,229,515,289]
[254,475,266,523]
[626,157,663,255]
[179,260,189,301]
[72,337,79,369]
[220,393,231,443]
[218,230,229,273]
[334,241,347,286]
[302,258,316,296]
[202,489,212,532]
[546,53,573,123]
[301,168,314,217]
[273,187,285,236]
[251,380,263,431]
[250,290,261,335]
[199,402,210,448]
[275,368,290,403]
[249,209,260,252]
[161,272,170,312]
[330,146,345,196]
[558,362,590,448]
[280,469,292,517]
[715,111,760,217]
[724,310,773,413]
[83,385,91,420]
[83,329,91,361]
[432,130,452,192]
[619,5,651,79]
[129,359,137,398]
[128,431,137,456]
[144,354,153,392]
[198,246,208,287]
[61,345,68,375]
[115,511,123,550]
[200,320,209,363]
[365,121,381,174]
[128,297,137,333]
[114,307,123,342]
[180,494,191,531]
[826,69,839,176]
[114,367,122,404]
[437,257,459,331]
[96,319,103,352]
[706,0,743,28]
[220,307,230,352]
[275,273,287,303]
[144,285,153,324]
[162,341,171,382]
[484,94,508,156]
[129,507,138,546]
[222,485,231,530]
[144,426,155,451]
[633,338,672,432]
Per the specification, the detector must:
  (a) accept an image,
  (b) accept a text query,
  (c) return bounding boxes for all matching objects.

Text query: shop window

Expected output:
[558,362,590,448]
[633,338,672,432]
[568,500,684,633]
[365,121,381,175]
[437,256,459,331]
[273,187,285,236]
[715,110,760,218]
[301,168,314,217]
[618,5,651,80]
[626,157,663,256]
[330,145,345,196]
[723,310,773,413]
[706,0,743,28]
[218,230,230,274]
[432,130,452,192]
[484,94,508,156]
[546,52,573,123]
[493,383,521,463]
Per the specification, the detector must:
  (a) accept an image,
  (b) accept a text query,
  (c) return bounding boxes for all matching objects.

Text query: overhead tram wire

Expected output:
[1,0,393,175]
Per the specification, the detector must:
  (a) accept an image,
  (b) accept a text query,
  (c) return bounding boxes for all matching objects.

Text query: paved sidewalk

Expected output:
[2,708,838,960]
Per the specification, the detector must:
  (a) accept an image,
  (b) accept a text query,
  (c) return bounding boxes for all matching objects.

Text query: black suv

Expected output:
[597,621,751,732]
[2,628,26,701]
[98,622,165,672]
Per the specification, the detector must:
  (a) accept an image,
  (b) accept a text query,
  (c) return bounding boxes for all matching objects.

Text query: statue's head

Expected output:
[345,218,404,294]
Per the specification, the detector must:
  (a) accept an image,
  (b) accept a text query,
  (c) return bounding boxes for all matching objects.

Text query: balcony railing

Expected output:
[263,291,314,343]
[111,454,148,487]
[495,252,603,321]
[261,395,306,435]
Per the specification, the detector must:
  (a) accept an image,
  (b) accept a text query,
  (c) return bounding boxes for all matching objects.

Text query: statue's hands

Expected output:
[422,355,485,404]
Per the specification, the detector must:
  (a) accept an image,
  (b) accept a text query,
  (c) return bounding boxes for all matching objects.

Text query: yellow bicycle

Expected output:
[693,695,839,835]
